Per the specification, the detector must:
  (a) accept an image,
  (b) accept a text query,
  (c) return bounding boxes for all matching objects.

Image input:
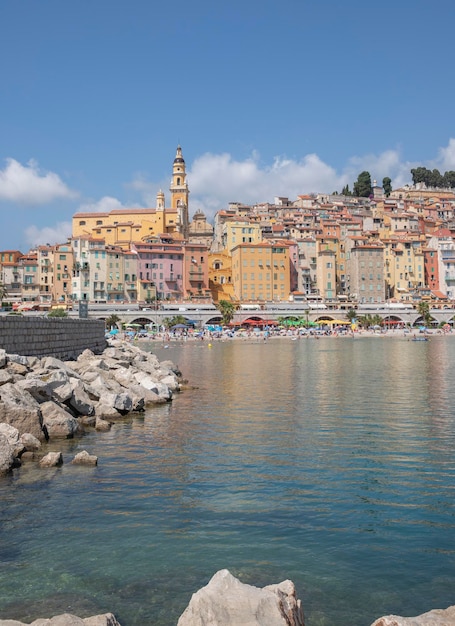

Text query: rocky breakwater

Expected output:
[0,341,182,474]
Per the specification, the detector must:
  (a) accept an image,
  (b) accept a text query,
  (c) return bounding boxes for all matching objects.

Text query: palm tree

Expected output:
[105,313,121,329]
[217,300,235,326]
[357,314,373,329]
[346,308,357,323]
[170,314,188,327]
[371,314,384,328]
[417,301,432,328]
[161,317,173,330]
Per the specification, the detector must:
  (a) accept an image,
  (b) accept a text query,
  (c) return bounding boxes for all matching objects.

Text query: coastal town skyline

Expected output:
[1,0,455,251]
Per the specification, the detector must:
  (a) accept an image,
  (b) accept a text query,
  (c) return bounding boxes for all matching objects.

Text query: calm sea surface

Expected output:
[1,336,455,626]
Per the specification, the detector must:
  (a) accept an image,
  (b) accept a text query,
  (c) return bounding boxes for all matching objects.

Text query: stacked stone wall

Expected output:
[0,318,107,359]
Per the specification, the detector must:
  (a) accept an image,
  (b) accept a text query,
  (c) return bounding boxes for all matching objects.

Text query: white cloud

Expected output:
[129,152,350,219]
[24,222,72,247]
[77,196,125,213]
[0,158,77,204]
[435,138,455,171]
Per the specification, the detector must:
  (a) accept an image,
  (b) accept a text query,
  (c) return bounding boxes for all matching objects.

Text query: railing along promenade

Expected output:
[2,305,454,328]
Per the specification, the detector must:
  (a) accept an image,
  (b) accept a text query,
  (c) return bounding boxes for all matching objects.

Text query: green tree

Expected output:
[48,308,68,318]
[161,317,173,330]
[442,171,455,188]
[417,301,432,328]
[0,282,7,303]
[382,177,392,197]
[357,314,373,329]
[105,313,121,329]
[353,171,372,197]
[217,300,235,326]
[341,184,352,196]
[170,315,188,327]
[346,308,357,323]
[411,166,429,185]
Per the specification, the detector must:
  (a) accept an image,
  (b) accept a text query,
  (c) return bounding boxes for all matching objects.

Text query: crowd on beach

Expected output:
[114,323,453,344]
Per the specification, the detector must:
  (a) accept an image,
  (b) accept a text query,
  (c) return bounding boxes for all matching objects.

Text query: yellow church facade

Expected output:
[71,146,190,248]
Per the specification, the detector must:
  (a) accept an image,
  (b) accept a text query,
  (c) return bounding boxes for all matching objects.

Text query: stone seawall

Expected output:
[0,317,107,359]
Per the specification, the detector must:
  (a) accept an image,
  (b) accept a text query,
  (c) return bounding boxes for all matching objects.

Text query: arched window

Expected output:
[177,177,181,185]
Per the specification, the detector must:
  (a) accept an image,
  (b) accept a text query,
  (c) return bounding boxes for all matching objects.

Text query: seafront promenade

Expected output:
[3,304,455,329]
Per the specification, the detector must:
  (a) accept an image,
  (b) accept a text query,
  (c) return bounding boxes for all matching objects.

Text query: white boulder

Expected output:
[39,451,63,467]
[371,605,455,626]
[177,569,304,626]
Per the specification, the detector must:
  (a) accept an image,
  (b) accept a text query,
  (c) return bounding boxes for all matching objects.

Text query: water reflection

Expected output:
[0,338,454,626]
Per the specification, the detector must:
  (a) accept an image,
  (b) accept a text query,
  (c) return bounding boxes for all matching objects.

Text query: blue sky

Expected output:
[1,0,455,252]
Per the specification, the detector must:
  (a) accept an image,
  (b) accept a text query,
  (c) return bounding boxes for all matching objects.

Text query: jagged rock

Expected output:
[72,450,98,466]
[0,370,14,385]
[7,354,32,367]
[15,377,55,403]
[77,349,96,362]
[40,401,81,439]
[0,612,121,625]
[50,381,75,404]
[177,569,305,626]
[0,423,25,456]
[84,373,124,399]
[0,433,17,474]
[159,373,181,392]
[371,605,455,626]
[95,417,112,431]
[133,371,172,401]
[0,383,44,440]
[110,368,135,388]
[20,432,42,451]
[0,341,181,455]
[7,362,29,376]
[39,451,63,467]
[67,381,95,416]
[128,383,162,407]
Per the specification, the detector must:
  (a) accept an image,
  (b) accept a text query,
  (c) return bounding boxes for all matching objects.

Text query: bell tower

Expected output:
[170,145,189,237]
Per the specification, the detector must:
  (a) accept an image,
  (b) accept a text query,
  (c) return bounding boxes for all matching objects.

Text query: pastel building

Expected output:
[231,242,291,302]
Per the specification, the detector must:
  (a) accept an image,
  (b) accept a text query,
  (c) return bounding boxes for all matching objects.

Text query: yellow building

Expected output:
[220,218,262,253]
[208,251,235,302]
[72,147,190,247]
[231,242,291,302]
[383,235,425,300]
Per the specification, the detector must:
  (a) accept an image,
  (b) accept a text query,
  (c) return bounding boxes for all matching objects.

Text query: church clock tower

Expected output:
[170,145,189,237]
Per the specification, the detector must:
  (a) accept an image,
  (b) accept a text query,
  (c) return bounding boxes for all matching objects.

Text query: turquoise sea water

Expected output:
[0,336,455,626]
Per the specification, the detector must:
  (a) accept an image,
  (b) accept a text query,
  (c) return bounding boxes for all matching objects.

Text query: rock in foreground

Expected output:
[177,569,305,626]
[371,605,455,626]
[0,612,120,626]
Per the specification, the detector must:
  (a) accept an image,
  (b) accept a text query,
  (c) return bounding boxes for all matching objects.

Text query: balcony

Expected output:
[75,262,90,271]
